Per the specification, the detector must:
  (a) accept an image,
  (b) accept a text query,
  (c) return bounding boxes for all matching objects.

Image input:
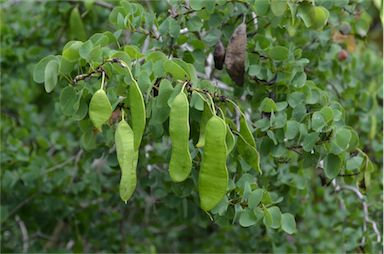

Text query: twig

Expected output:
[333,182,382,245]
[196,72,233,92]
[15,215,29,253]
[5,195,36,222]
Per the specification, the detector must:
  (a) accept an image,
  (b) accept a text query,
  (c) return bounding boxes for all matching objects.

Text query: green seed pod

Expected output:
[237,114,261,174]
[169,91,192,182]
[89,89,112,130]
[196,103,214,148]
[115,119,136,203]
[199,116,228,211]
[129,81,146,151]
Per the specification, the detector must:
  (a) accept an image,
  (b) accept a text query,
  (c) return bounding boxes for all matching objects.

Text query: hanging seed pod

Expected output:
[214,40,225,70]
[225,23,247,86]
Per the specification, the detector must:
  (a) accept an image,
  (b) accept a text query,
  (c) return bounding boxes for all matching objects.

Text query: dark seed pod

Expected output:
[214,40,225,70]
[225,23,247,86]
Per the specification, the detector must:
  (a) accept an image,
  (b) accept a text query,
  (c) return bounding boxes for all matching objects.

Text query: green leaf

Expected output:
[62,41,83,62]
[260,97,277,113]
[124,45,144,60]
[281,213,296,234]
[253,0,269,16]
[163,60,189,81]
[330,127,352,154]
[239,209,258,227]
[263,206,281,229]
[189,0,204,10]
[33,55,58,83]
[248,189,263,209]
[346,156,364,170]
[302,132,320,152]
[158,17,180,38]
[60,86,78,116]
[311,112,326,132]
[79,40,94,60]
[285,120,299,140]
[270,0,287,16]
[268,46,289,61]
[288,92,305,108]
[310,6,329,30]
[190,92,204,111]
[292,72,307,88]
[320,106,334,124]
[187,15,203,32]
[69,7,87,41]
[297,3,313,28]
[324,153,342,178]
[44,60,59,93]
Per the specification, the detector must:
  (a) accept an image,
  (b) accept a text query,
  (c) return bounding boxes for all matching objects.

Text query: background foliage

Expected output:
[1,0,383,253]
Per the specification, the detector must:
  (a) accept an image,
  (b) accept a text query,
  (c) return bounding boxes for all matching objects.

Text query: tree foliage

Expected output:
[1,0,382,253]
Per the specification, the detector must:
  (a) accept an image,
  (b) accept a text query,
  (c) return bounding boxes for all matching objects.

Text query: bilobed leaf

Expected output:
[44,60,59,93]
[190,92,204,111]
[239,209,258,227]
[254,0,269,16]
[320,106,334,124]
[62,41,83,62]
[270,0,287,16]
[163,60,189,81]
[281,213,296,234]
[324,153,341,178]
[60,86,78,115]
[268,46,289,61]
[124,45,143,60]
[263,206,281,229]
[330,127,352,154]
[248,189,263,209]
[33,55,58,83]
[311,112,326,132]
[346,156,364,170]
[302,132,320,152]
[189,0,204,10]
[285,120,299,140]
[260,98,277,113]
[79,40,94,60]
[158,17,180,38]
[309,6,329,30]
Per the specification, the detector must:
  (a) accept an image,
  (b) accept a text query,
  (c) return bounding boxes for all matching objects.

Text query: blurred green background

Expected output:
[1,0,382,253]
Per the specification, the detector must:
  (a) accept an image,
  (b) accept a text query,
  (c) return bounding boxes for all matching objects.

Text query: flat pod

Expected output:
[199,116,228,211]
[225,23,247,86]
[129,81,146,150]
[115,119,136,203]
[169,91,192,182]
[196,103,214,147]
[89,89,112,130]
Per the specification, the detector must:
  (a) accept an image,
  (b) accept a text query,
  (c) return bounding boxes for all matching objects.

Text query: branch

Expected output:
[196,72,233,92]
[333,182,382,245]
[15,215,29,253]
[66,0,114,10]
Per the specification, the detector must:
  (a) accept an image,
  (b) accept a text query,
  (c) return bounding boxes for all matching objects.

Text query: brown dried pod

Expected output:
[225,23,247,86]
[214,40,225,70]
